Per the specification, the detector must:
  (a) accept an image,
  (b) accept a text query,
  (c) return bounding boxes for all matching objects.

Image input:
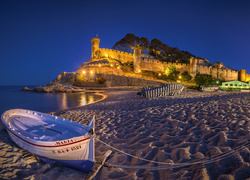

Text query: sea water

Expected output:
[0,86,104,115]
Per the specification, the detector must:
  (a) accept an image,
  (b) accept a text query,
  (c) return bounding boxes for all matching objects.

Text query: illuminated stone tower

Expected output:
[189,57,197,77]
[134,48,141,73]
[91,37,100,58]
[240,69,246,82]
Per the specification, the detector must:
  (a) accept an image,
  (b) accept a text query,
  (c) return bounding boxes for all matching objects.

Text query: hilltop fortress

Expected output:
[77,37,250,82]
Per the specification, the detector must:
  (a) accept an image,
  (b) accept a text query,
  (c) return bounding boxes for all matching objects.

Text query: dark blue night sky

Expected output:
[1,0,250,85]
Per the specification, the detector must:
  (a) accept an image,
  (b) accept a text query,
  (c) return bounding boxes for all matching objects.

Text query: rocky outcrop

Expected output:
[21,72,83,93]
[21,87,33,91]
[47,72,75,85]
[24,71,166,93]
[33,84,85,93]
[75,74,165,87]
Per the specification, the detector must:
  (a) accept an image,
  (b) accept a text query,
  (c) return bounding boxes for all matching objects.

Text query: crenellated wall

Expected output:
[197,65,210,75]
[139,59,190,73]
[97,48,134,63]
[197,65,238,81]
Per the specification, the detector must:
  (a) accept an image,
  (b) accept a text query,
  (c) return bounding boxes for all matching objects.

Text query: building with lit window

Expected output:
[220,80,250,89]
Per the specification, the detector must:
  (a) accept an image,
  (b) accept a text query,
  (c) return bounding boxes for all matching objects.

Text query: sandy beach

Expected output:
[1,89,250,179]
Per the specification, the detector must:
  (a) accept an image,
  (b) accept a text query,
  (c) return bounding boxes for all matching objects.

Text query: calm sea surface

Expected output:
[0,86,104,115]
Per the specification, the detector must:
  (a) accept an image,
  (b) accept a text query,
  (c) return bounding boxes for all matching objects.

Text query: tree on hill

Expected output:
[148,40,195,63]
[113,33,149,53]
[195,73,213,86]
[113,33,199,63]
[139,37,149,52]
[181,71,192,82]
[164,65,176,76]
[149,38,169,57]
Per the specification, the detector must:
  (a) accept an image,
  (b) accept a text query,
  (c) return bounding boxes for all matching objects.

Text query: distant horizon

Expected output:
[0,85,40,87]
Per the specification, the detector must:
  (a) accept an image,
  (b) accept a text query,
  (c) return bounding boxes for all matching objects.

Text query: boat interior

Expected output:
[2,109,90,141]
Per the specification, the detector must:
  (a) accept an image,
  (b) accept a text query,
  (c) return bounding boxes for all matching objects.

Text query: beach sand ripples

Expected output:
[1,90,250,179]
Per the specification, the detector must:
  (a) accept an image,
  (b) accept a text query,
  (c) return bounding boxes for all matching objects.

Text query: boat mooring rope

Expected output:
[97,138,250,170]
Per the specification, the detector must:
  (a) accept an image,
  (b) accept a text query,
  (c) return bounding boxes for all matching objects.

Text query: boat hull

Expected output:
[37,155,94,172]
[1,109,95,173]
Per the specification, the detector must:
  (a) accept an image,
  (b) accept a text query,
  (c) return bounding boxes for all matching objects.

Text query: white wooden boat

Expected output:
[1,109,95,173]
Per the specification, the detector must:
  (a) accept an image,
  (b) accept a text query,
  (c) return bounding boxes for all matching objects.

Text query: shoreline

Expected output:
[48,86,140,115]
[49,91,108,115]
[21,83,143,93]
[1,90,250,179]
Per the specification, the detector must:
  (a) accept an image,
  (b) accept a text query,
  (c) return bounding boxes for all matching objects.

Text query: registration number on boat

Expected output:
[52,145,82,154]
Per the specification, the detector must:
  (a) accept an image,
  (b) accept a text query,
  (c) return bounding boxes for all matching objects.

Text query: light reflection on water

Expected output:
[0,86,104,114]
[81,94,86,106]
[61,93,68,110]
[49,92,103,112]
[81,93,94,106]
[56,92,100,110]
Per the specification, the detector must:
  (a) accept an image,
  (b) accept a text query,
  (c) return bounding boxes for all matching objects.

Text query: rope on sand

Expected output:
[97,138,250,170]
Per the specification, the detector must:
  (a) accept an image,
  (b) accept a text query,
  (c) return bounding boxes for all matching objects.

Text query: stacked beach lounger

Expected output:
[140,84,184,98]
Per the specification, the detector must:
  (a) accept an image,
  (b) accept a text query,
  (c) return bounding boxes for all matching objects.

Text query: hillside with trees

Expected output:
[112,33,199,63]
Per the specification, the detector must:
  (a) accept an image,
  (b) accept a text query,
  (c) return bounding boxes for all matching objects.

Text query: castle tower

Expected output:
[134,48,141,73]
[189,57,197,77]
[91,37,100,58]
[239,69,246,82]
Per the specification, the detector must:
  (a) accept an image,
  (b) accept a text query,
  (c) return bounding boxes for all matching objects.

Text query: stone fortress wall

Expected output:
[135,58,238,81]
[88,37,248,82]
[197,65,238,81]
[97,48,134,63]
[139,59,190,73]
